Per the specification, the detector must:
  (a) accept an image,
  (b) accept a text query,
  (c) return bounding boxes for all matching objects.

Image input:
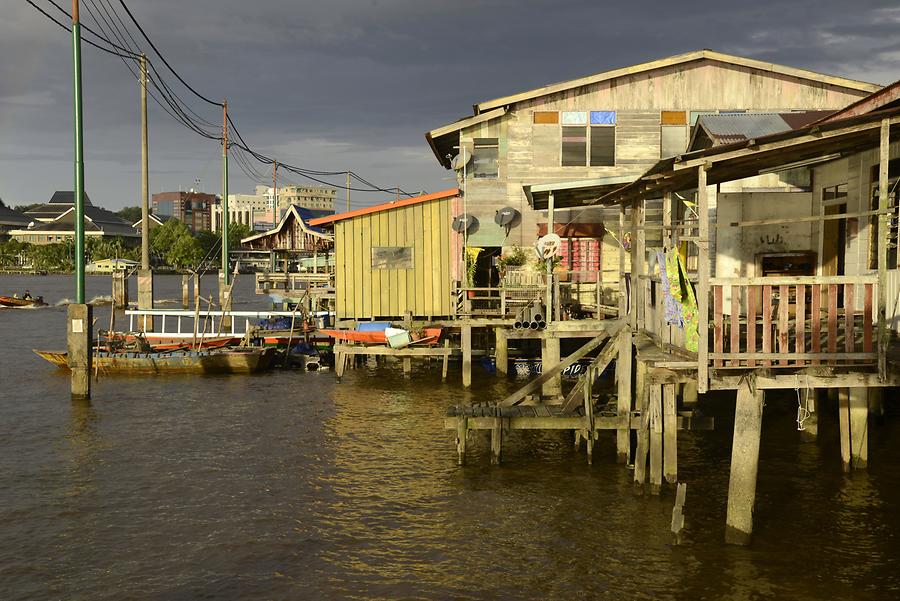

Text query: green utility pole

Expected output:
[72,0,85,302]
[221,101,230,284]
[68,0,91,400]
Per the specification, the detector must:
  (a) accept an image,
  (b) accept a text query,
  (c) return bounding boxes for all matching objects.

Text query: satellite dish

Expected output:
[450,152,472,171]
[494,207,520,227]
[535,233,562,259]
[452,214,477,233]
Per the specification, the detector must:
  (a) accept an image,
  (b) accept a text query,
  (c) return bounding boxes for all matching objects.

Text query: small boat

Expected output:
[319,325,443,346]
[0,295,46,308]
[33,347,277,375]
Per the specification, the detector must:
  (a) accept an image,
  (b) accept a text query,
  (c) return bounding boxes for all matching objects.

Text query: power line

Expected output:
[28,0,422,199]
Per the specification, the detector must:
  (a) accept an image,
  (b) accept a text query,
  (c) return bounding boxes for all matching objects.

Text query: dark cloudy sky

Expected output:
[2,0,899,211]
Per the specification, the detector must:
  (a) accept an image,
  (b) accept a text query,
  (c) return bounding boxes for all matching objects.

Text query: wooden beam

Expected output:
[498,327,622,407]
[561,331,622,412]
[725,382,764,545]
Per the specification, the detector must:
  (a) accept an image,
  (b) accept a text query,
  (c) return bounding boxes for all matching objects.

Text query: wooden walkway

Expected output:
[334,341,457,380]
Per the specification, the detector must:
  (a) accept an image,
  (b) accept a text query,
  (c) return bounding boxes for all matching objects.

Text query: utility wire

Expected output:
[29,0,421,198]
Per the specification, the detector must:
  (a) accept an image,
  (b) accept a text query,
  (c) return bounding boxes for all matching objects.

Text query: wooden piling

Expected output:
[461,324,472,388]
[402,357,412,376]
[441,339,450,381]
[725,383,764,545]
[495,327,508,375]
[112,270,128,309]
[490,417,502,464]
[633,362,649,488]
[182,274,190,309]
[541,336,561,397]
[849,387,868,470]
[456,416,468,466]
[649,384,663,495]
[663,383,678,484]
[799,388,818,442]
[616,329,633,463]
[839,388,851,471]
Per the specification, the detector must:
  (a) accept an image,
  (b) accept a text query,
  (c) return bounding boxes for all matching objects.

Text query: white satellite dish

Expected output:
[535,233,562,260]
[450,152,472,171]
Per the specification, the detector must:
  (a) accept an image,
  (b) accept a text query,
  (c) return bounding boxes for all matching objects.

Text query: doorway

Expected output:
[822,203,846,306]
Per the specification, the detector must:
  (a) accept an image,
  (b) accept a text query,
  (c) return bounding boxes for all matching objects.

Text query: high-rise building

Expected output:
[151,190,216,233]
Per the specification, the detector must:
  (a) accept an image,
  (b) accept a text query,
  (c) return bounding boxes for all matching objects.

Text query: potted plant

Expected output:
[465,247,482,297]
[497,246,528,281]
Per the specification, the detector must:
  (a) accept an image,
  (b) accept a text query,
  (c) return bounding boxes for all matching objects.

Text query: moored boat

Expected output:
[33,347,276,374]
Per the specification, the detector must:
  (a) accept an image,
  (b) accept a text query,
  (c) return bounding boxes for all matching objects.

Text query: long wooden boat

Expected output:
[0,295,47,308]
[318,326,442,346]
[33,347,277,374]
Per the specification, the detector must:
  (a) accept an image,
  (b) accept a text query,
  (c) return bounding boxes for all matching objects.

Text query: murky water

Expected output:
[2,274,900,600]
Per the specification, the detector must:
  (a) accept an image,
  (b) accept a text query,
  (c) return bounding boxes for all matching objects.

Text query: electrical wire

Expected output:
[28,0,422,199]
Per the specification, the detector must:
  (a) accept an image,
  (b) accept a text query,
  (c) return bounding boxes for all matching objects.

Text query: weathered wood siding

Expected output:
[334,197,453,319]
[457,58,874,249]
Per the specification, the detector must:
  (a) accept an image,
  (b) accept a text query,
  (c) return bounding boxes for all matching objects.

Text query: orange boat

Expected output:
[319,326,442,346]
[0,295,46,308]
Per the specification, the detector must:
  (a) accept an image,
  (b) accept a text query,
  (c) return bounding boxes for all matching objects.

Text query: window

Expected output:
[868,180,899,270]
[823,184,848,200]
[473,138,499,179]
[590,126,615,166]
[559,238,601,281]
[533,111,559,124]
[660,111,688,158]
[371,246,413,269]
[562,126,587,166]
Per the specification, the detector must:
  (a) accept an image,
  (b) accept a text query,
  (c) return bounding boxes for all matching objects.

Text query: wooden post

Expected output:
[849,387,869,470]
[725,382,764,545]
[335,350,345,381]
[671,483,687,541]
[546,191,555,325]
[584,366,595,465]
[461,324,472,388]
[490,417,503,465]
[619,203,628,320]
[112,270,128,309]
[193,271,200,305]
[663,383,678,483]
[697,166,711,394]
[182,274,189,309]
[838,388,851,472]
[633,361,649,488]
[137,269,153,331]
[402,356,412,376]
[649,384,663,495]
[495,326,508,375]
[456,416,467,466]
[616,328,632,463]
[441,339,450,381]
[541,336,561,397]
[799,388,818,442]
[877,118,889,379]
[631,200,645,331]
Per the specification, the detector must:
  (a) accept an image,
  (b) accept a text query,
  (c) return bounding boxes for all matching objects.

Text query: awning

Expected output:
[523,175,638,210]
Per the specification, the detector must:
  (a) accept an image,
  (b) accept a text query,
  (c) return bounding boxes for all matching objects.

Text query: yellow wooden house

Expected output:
[309,189,460,320]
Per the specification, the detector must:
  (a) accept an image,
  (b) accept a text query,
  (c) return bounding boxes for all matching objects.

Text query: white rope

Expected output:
[796,376,814,431]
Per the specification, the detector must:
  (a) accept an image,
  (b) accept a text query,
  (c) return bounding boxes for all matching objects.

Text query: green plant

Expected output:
[465,247,482,287]
[535,255,562,273]
[498,246,528,271]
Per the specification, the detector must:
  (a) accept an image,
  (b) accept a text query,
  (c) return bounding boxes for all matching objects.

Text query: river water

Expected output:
[2,274,900,600]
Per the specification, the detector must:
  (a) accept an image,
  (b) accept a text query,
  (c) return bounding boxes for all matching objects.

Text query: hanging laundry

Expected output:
[658,250,684,328]
[665,249,700,352]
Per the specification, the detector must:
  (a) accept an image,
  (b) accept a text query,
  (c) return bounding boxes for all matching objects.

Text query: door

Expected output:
[822,203,846,306]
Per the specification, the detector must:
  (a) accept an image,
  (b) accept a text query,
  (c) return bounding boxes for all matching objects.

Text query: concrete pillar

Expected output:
[541,337,561,397]
[182,274,190,309]
[682,381,698,408]
[402,357,412,376]
[461,324,472,388]
[799,388,817,442]
[112,270,128,309]
[616,330,633,463]
[137,269,154,331]
[725,384,764,545]
[649,384,663,495]
[67,304,93,400]
[494,327,508,375]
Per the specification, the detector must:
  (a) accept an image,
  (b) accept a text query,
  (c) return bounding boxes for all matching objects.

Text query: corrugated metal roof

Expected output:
[698,113,793,142]
[308,189,459,226]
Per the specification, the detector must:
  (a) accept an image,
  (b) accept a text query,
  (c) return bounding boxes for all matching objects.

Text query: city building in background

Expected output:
[151,190,216,233]
[9,191,138,246]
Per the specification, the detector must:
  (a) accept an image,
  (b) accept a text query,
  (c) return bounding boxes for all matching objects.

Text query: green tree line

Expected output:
[0,218,252,272]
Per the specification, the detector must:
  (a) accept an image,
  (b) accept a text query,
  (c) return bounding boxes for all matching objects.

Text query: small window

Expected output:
[661,111,686,125]
[533,111,558,124]
[590,126,615,166]
[372,246,413,269]
[590,111,616,125]
[562,126,587,167]
[562,111,588,125]
[823,184,848,201]
[473,138,499,179]
[660,125,687,158]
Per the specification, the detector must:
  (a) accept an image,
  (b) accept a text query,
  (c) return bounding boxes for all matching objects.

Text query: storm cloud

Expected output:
[1,0,897,209]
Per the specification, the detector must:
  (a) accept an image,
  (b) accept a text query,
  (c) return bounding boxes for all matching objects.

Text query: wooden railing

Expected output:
[708,276,878,368]
[454,270,621,319]
[255,271,332,295]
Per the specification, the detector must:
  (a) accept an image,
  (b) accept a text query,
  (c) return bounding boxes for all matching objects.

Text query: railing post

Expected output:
[877,118,889,379]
